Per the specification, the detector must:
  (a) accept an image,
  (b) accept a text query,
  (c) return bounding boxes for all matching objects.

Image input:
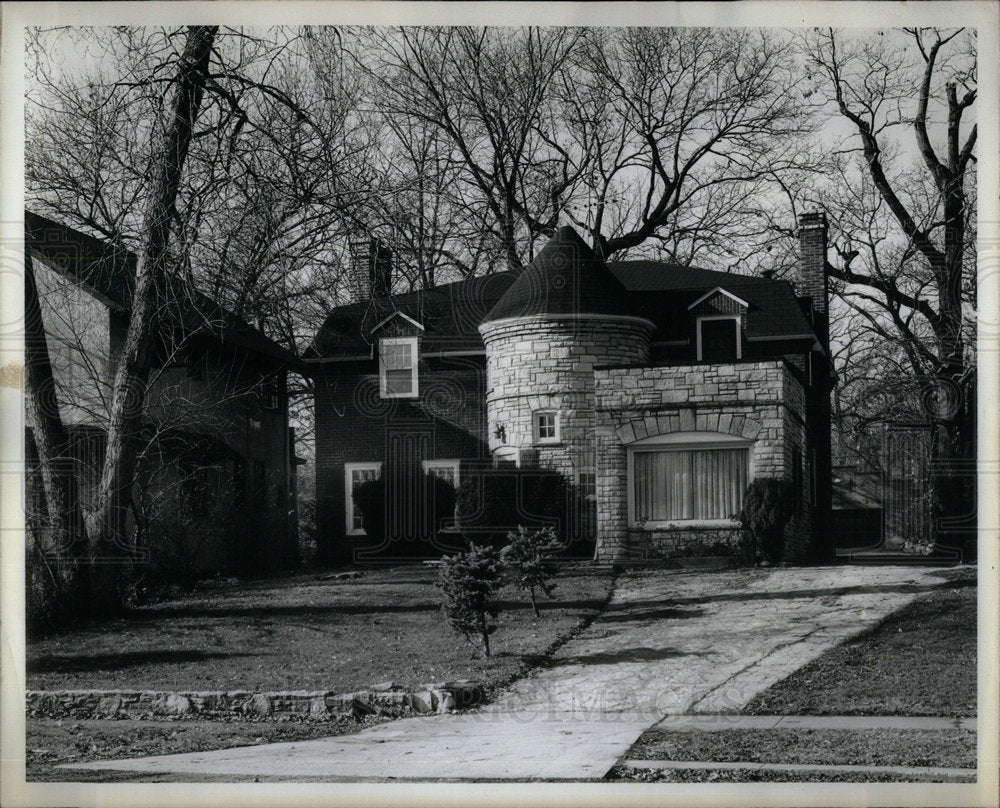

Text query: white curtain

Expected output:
[634,448,748,521]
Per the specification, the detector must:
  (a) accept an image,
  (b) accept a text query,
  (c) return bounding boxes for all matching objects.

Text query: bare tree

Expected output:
[349,27,816,271]
[802,28,976,550]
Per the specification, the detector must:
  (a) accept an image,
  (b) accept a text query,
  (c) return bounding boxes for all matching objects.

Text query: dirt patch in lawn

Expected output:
[742,568,976,717]
[626,728,976,769]
[27,565,614,694]
[24,717,366,782]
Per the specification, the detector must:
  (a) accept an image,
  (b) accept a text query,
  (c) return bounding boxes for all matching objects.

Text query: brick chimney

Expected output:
[797,212,829,348]
[349,237,393,302]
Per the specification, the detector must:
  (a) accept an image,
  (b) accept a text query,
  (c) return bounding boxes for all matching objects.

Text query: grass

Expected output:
[27,564,614,694]
[624,728,976,769]
[612,567,977,784]
[608,765,975,784]
[743,570,976,717]
[26,563,614,781]
[26,717,361,782]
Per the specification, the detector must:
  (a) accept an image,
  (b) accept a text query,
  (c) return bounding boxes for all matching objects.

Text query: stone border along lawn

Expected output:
[26,564,617,778]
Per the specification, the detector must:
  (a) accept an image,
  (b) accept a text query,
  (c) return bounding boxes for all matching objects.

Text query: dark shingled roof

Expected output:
[26,211,301,369]
[483,226,635,322]
[306,271,518,359]
[608,261,816,343]
[308,244,820,359]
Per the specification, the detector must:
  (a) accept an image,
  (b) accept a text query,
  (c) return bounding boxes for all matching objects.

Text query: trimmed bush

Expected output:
[737,478,795,566]
[353,461,457,558]
[455,466,593,556]
[438,544,503,657]
[501,525,561,617]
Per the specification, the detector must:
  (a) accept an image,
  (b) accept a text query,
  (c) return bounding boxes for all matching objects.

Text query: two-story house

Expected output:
[308,214,833,565]
[25,211,303,578]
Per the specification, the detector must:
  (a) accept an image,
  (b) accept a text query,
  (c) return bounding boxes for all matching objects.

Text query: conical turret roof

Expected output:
[483,226,634,322]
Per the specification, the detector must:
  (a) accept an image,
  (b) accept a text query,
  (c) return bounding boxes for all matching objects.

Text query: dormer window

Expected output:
[379,337,418,398]
[688,287,747,363]
[534,410,560,445]
[696,316,742,362]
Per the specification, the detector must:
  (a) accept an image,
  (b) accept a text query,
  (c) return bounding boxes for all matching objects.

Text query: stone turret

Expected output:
[478,227,655,476]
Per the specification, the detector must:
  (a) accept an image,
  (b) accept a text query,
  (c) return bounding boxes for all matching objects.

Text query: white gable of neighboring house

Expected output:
[32,256,114,426]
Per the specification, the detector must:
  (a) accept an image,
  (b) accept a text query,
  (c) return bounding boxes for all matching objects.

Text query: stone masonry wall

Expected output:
[593,360,807,561]
[480,316,653,478]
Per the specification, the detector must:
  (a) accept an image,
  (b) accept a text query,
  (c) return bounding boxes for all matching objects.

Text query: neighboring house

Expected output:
[308,214,833,564]
[25,211,302,578]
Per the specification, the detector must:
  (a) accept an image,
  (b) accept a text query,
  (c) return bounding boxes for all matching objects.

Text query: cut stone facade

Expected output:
[593,361,808,561]
[480,315,654,478]
[311,219,832,565]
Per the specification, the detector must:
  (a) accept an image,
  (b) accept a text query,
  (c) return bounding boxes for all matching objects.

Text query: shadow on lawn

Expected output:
[658,578,975,609]
[133,598,608,622]
[546,646,711,666]
[129,602,441,620]
[28,650,256,674]
[598,605,706,623]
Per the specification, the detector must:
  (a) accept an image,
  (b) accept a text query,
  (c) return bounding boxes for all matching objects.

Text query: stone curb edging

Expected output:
[26,681,487,721]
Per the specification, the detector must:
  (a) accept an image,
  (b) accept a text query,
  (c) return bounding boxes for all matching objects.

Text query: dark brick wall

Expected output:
[314,354,489,564]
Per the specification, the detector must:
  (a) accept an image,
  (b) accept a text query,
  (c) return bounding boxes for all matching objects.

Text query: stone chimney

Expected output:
[797,211,829,347]
[349,237,393,302]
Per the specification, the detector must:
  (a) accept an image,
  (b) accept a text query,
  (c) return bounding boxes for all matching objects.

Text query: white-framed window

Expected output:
[345,461,382,535]
[577,468,597,502]
[627,432,752,526]
[422,459,460,489]
[379,337,418,398]
[696,315,742,362]
[533,410,560,445]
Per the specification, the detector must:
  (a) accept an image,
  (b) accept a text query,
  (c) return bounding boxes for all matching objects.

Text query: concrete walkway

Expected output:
[62,565,961,781]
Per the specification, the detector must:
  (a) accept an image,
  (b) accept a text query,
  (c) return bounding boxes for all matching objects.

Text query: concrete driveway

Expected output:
[62,564,960,781]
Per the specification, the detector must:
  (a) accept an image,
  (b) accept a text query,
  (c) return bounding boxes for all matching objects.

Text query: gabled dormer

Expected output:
[687,287,748,361]
[370,311,424,399]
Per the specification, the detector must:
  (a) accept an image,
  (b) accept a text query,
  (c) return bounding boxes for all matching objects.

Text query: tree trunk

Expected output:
[86,26,218,616]
[24,251,91,616]
[479,612,491,658]
[530,586,539,618]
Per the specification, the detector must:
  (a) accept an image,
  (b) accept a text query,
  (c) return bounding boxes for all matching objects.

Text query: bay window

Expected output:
[628,433,751,525]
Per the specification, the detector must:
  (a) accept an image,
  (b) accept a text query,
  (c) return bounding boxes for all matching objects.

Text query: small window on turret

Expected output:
[534,411,560,445]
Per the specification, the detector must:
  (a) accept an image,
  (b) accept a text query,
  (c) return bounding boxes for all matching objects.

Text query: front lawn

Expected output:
[26,718,358,782]
[743,568,976,717]
[624,727,976,769]
[27,564,614,694]
[611,566,977,784]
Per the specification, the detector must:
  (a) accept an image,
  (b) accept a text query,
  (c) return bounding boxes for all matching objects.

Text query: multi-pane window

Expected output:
[422,459,460,489]
[379,337,418,398]
[345,462,382,535]
[534,411,559,444]
[578,469,597,502]
[632,446,749,523]
[259,376,279,411]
